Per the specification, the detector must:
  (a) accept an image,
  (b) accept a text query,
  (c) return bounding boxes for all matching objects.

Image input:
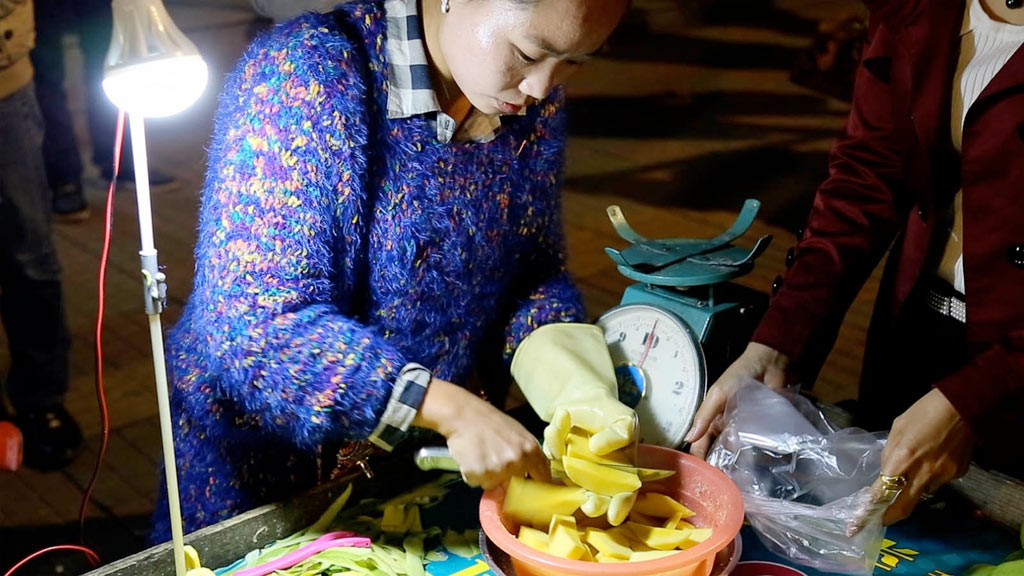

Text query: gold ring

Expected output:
[880,474,907,493]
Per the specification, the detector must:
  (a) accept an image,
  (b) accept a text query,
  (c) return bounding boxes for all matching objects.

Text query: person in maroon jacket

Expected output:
[687,0,1024,524]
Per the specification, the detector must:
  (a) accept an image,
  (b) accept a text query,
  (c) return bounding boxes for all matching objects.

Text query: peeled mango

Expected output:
[504,476,589,529]
[506,429,711,562]
[518,525,550,554]
[562,455,641,496]
[583,528,633,560]
[632,493,696,519]
[549,514,589,561]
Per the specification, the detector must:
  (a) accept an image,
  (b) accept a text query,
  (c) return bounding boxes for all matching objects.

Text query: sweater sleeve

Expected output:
[501,89,586,363]
[172,17,405,448]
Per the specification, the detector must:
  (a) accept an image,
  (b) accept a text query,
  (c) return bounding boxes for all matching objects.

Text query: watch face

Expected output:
[597,304,707,448]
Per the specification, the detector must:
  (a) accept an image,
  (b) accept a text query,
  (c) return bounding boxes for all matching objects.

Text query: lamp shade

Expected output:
[102,0,209,117]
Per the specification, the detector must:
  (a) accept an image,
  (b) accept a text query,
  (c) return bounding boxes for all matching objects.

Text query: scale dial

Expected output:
[597,304,707,448]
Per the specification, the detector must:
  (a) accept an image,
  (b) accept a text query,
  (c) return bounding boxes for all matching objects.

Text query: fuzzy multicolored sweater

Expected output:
[150,1,584,542]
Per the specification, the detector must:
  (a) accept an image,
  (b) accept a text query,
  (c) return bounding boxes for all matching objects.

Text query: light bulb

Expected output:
[102,0,209,117]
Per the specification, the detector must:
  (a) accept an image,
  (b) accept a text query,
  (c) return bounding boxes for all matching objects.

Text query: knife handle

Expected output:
[414,446,460,472]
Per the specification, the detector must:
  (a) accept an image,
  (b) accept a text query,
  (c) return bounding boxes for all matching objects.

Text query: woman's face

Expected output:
[437,0,627,115]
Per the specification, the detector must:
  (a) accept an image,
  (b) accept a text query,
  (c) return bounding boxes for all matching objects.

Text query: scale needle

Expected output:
[638,320,659,368]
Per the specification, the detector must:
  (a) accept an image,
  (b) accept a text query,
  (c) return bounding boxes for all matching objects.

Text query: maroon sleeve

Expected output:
[934,333,1024,471]
[751,19,913,380]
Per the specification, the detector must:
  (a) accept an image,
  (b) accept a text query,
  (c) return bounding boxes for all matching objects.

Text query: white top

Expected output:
[943,0,1024,294]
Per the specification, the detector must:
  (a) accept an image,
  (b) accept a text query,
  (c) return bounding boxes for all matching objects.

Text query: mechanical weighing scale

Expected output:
[596,199,773,448]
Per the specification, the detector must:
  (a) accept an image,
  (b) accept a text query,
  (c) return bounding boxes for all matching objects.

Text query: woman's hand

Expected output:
[875,388,974,524]
[685,342,790,459]
[413,378,549,489]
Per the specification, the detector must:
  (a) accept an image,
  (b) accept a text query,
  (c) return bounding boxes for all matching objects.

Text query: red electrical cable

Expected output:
[78,108,125,543]
[4,109,124,576]
[2,546,101,576]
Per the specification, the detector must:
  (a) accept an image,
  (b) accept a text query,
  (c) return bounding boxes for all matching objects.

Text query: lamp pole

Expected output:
[128,114,187,576]
[102,2,209,575]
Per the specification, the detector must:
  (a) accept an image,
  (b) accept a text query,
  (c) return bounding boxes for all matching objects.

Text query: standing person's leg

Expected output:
[29,0,89,221]
[0,84,81,471]
[77,0,119,174]
[77,0,177,188]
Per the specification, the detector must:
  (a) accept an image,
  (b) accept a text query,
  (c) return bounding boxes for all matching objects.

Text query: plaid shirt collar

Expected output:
[383,0,524,143]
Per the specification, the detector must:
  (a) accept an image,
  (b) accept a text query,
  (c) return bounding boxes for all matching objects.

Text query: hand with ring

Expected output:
[872,388,974,524]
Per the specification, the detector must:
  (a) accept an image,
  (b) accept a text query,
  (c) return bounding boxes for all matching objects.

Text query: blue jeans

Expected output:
[31,0,119,187]
[0,83,71,410]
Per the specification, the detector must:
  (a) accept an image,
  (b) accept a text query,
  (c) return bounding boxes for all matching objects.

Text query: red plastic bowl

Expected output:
[479,444,744,576]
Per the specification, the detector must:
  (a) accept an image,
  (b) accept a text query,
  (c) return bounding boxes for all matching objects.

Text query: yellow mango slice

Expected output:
[595,553,628,563]
[583,528,633,560]
[504,476,588,529]
[566,432,631,465]
[382,504,407,533]
[680,528,713,550]
[562,455,641,497]
[663,512,683,529]
[676,520,696,531]
[630,550,684,562]
[548,514,587,560]
[183,545,202,571]
[627,511,659,527]
[517,526,550,553]
[625,522,695,550]
[632,493,695,519]
[608,491,637,526]
[581,493,611,518]
[579,546,595,562]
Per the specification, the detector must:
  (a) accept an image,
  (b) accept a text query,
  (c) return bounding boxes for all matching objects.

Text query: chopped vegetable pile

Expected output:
[204,473,480,576]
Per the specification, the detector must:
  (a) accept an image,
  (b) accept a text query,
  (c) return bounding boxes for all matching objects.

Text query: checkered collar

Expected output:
[382,0,523,143]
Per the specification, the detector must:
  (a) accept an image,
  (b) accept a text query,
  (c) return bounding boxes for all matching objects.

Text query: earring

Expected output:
[441,0,450,13]
[1009,0,1022,9]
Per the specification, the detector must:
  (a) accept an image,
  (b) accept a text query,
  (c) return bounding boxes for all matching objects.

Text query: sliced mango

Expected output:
[382,504,407,533]
[183,545,202,571]
[630,550,684,562]
[663,512,683,529]
[504,476,588,529]
[680,528,713,550]
[581,493,611,518]
[625,521,695,550]
[562,455,641,497]
[595,553,628,563]
[548,514,587,560]
[608,491,637,526]
[627,511,659,527]
[632,493,695,519]
[583,528,633,560]
[517,525,550,553]
[404,505,422,533]
[566,432,631,465]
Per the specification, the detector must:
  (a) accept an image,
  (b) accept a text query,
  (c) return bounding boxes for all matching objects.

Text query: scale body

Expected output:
[597,200,771,448]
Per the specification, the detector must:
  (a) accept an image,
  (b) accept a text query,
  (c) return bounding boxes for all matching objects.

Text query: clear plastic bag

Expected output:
[706,379,895,574]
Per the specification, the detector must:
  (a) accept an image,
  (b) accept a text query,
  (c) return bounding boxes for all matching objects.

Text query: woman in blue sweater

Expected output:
[152,0,629,540]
